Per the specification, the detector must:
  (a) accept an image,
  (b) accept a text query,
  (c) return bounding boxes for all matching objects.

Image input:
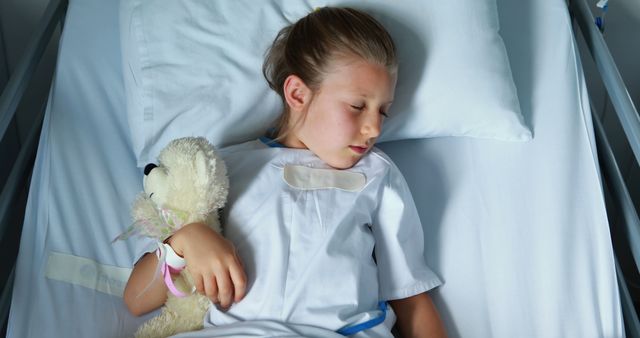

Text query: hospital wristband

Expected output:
[160,242,186,269]
[155,242,189,298]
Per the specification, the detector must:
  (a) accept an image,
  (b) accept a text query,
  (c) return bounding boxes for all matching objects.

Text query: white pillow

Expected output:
[120,0,531,167]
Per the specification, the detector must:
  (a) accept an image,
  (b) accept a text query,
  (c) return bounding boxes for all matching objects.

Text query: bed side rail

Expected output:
[569,0,640,336]
[593,105,640,335]
[0,0,66,141]
[0,0,68,331]
[570,0,640,166]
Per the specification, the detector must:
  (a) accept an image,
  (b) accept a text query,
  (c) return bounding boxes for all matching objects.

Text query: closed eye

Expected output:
[350,104,389,117]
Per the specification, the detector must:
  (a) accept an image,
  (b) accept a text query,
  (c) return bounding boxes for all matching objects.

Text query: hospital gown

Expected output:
[141,139,441,337]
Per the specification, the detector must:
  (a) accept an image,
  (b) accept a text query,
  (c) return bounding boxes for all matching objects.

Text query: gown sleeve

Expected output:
[132,235,157,265]
[371,159,442,301]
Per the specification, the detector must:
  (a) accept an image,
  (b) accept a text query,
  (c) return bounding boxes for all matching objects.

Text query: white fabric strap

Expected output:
[45,251,131,297]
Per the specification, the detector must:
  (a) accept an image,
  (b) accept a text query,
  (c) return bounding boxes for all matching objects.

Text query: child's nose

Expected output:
[361,112,381,138]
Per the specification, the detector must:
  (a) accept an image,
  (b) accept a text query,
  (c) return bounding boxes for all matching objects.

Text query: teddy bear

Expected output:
[115,136,228,338]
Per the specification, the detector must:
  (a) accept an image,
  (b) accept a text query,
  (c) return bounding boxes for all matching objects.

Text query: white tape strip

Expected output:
[283,165,366,192]
[45,251,132,297]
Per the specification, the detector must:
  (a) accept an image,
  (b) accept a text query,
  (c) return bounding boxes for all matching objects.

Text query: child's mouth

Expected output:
[349,145,368,154]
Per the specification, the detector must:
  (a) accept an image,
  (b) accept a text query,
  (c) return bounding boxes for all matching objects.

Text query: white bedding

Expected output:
[7,0,623,337]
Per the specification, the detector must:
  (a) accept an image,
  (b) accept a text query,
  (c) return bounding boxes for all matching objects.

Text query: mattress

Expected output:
[6,0,623,337]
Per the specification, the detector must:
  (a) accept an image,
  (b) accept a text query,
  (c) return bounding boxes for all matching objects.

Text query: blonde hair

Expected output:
[262,7,397,141]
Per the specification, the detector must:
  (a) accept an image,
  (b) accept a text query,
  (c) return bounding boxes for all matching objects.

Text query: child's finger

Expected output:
[230,260,247,302]
[216,273,234,308]
[192,273,205,295]
[204,274,219,303]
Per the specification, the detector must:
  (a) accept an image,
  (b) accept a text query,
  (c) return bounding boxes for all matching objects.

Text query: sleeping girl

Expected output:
[124,7,447,338]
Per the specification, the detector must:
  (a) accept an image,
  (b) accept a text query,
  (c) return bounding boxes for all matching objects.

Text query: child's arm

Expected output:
[123,251,167,316]
[389,292,447,338]
[123,222,247,316]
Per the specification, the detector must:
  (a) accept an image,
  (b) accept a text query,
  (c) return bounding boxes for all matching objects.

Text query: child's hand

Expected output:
[167,222,247,308]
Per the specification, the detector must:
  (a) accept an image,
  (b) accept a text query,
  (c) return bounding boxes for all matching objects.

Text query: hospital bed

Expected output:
[0,0,636,336]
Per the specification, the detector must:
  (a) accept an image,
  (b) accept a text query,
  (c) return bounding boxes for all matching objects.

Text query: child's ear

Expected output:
[283,75,312,115]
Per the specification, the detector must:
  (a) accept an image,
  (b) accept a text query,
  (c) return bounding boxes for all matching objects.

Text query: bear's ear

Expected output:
[195,150,208,184]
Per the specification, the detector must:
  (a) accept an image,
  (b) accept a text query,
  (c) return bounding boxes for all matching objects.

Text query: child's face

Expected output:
[284,57,397,169]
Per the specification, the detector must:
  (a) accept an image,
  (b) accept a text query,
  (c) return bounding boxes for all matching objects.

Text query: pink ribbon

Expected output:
[155,248,188,297]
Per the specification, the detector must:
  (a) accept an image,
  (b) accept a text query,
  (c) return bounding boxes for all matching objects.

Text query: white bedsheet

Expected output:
[7,0,623,337]
[378,0,623,336]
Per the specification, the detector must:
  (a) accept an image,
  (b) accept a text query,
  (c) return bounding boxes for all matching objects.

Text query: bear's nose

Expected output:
[144,163,158,176]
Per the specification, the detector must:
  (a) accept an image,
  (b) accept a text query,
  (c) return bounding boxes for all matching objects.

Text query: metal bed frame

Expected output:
[0,0,638,335]
[0,0,68,332]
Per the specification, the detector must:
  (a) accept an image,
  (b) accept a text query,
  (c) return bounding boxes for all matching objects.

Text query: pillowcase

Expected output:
[120,0,531,167]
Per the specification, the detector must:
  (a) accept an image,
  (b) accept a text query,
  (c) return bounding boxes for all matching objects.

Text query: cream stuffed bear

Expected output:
[118,136,228,338]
